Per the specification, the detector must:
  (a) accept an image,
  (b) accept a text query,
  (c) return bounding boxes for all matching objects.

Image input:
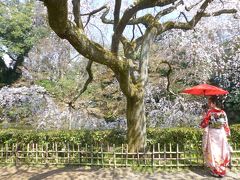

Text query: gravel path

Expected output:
[0,166,239,180]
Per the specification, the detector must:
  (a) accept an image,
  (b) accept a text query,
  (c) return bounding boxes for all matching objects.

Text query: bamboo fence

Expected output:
[0,142,239,168]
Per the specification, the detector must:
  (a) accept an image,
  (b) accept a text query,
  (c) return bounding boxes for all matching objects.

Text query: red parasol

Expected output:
[182,84,229,96]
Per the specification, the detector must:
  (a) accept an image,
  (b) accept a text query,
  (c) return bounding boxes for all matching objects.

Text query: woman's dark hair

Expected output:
[209,96,223,108]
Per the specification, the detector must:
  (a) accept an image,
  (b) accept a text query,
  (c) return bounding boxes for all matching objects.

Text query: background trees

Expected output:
[0,0,48,86]
[146,15,240,126]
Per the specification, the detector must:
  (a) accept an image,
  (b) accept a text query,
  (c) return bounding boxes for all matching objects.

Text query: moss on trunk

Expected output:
[127,95,146,152]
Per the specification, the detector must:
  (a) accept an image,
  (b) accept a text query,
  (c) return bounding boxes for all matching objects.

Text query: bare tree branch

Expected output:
[178,12,189,23]
[89,22,106,47]
[131,23,136,42]
[176,0,213,29]
[159,0,237,33]
[139,27,158,86]
[111,0,178,54]
[120,36,136,59]
[131,14,138,42]
[72,0,83,29]
[202,9,237,17]
[185,0,203,11]
[80,5,107,16]
[42,0,127,70]
[102,12,151,28]
[113,0,122,30]
[69,60,93,106]
[137,24,144,36]
[101,0,236,48]
[81,5,108,28]
[42,0,139,98]
[69,53,80,61]
[135,36,144,51]
[160,61,174,94]
[119,35,144,60]
[155,0,183,19]
[41,0,68,38]
[100,6,113,24]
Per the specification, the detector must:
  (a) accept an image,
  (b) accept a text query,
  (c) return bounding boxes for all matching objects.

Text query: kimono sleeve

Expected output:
[200,110,210,128]
[223,111,231,137]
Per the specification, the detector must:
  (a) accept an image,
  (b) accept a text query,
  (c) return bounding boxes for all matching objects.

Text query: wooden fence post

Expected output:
[176,144,179,170]
[85,144,88,164]
[36,143,38,164]
[101,144,104,167]
[169,143,172,168]
[152,144,154,169]
[190,144,192,167]
[113,144,116,168]
[45,143,48,167]
[137,147,139,166]
[55,142,58,164]
[14,143,18,166]
[143,145,146,166]
[125,144,128,167]
[41,144,44,164]
[158,143,160,166]
[78,144,81,164]
[91,144,93,166]
[164,144,166,168]
[5,143,8,163]
[107,144,111,166]
[67,143,70,164]
[27,143,29,160]
[0,144,2,163]
[196,143,199,165]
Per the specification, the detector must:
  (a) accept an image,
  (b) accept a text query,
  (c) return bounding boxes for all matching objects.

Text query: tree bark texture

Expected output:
[127,95,146,152]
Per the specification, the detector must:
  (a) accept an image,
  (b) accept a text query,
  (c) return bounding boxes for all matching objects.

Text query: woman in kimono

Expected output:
[200,96,231,177]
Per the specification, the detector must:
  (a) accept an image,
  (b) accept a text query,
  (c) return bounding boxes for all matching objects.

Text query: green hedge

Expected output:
[147,127,202,145]
[229,124,240,144]
[0,125,239,146]
[0,129,126,145]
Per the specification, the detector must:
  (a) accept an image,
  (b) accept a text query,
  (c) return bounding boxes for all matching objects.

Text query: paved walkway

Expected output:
[0,166,239,180]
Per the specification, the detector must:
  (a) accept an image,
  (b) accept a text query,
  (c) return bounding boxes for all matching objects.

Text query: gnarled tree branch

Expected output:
[41,0,139,98]
[101,9,150,28]
[202,9,237,17]
[160,61,175,95]
[159,0,237,33]
[41,0,68,38]
[69,60,93,108]
[139,27,158,86]
[111,0,178,54]
[42,0,123,70]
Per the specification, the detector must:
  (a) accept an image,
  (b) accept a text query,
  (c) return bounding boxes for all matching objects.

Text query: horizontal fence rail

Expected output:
[0,142,239,168]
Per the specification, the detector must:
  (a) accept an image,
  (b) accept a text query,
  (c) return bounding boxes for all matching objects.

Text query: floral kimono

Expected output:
[200,108,231,177]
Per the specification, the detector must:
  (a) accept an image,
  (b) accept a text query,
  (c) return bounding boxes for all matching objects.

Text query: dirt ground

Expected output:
[0,166,239,180]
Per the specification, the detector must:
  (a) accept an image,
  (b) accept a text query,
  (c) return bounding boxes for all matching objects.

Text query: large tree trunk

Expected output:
[127,95,146,152]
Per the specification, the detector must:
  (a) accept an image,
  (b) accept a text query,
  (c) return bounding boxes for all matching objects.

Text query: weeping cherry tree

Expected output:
[40,0,237,152]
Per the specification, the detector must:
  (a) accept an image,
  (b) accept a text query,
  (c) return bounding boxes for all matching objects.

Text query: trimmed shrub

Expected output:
[0,126,239,146]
